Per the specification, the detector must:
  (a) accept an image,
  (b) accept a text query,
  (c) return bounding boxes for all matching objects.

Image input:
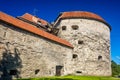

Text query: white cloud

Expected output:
[116,56,120,60]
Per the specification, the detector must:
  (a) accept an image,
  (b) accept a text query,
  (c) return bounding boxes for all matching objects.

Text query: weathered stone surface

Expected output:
[0,22,72,78]
[56,18,111,76]
[0,17,111,79]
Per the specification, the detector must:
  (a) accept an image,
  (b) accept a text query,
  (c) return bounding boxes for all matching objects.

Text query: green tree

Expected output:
[111,60,120,76]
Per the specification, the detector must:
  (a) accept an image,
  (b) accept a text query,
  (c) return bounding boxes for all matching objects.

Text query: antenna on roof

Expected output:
[33,8,39,17]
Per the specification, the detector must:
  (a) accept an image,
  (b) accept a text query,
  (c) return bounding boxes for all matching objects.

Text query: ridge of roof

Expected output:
[0,11,73,48]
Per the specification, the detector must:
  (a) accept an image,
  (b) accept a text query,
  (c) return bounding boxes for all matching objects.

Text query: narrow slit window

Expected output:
[76,71,82,73]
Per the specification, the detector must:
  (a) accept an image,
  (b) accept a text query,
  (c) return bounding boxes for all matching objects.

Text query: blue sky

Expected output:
[0,0,120,64]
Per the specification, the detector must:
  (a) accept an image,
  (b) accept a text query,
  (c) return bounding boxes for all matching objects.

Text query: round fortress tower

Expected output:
[54,11,111,76]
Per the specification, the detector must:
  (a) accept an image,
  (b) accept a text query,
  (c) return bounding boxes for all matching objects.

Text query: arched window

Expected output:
[62,26,66,30]
[98,55,102,60]
[71,25,79,30]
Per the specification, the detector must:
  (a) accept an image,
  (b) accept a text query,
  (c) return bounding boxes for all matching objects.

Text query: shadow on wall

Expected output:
[0,42,22,80]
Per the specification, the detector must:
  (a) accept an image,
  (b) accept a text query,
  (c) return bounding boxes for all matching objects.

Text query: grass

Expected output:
[16,75,120,80]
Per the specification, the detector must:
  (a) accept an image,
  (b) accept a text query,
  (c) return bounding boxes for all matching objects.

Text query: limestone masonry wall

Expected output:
[56,18,111,76]
[0,22,72,78]
[0,11,112,79]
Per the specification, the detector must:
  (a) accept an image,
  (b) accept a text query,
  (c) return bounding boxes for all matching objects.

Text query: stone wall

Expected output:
[56,18,111,76]
[0,22,72,79]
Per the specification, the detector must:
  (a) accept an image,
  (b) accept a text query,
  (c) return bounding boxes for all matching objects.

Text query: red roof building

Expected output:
[20,13,48,26]
[0,11,73,48]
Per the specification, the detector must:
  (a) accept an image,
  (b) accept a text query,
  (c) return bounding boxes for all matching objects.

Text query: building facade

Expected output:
[54,11,111,76]
[0,11,111,79]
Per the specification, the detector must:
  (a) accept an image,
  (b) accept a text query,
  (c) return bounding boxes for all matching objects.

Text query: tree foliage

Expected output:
[111,60,120,76]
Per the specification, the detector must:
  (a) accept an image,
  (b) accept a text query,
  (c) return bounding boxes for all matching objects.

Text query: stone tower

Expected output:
[54,11,111,76]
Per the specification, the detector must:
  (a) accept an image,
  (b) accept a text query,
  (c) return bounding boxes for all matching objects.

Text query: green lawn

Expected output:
[16,75,120,80]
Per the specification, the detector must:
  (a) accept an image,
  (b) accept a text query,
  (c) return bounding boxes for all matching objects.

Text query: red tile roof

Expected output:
[21,13,48,25]
[0,11,73,48]
[59,11,105,22]
[54,11,111,30]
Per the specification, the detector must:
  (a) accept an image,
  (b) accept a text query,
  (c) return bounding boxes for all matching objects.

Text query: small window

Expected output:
[78,40,83,44]
[9,70,17,75]
[73,54,78,58]
[35,69,40,74]
[76,71,82,73]
[72,25,79,30]
[62,26,66,30]
[56,65,63,76]
[37,20,41,25]
[98,55,102,60]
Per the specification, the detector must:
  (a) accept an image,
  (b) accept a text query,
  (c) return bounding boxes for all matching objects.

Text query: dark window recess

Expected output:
[78,40,83,44]
[73,54,78,58]
[62,26,66,30]
[56,65,63,76]
[9,70,17,75]
[76,71,82,73]
[37,20,41,24]
[35,69,40,74]
[72,25,79,30]
[98,55,102,60]
[4,32,6,37]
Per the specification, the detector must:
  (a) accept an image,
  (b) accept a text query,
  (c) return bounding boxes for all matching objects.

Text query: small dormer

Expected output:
[17,13,52,32]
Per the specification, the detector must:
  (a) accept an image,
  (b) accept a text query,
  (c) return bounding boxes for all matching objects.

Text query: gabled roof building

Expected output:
[0,11,111,79]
